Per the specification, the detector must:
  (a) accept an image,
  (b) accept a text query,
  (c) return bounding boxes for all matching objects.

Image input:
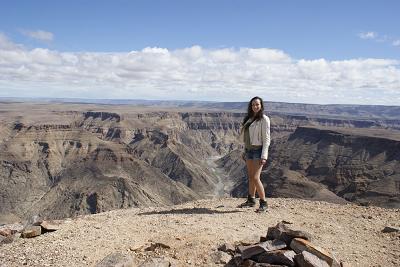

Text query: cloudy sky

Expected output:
[0,0,399,105]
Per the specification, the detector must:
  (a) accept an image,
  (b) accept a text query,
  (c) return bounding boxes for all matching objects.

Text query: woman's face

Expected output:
[251,99,262,114]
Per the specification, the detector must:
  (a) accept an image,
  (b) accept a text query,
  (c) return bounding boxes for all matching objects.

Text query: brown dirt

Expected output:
[1,197,399,267]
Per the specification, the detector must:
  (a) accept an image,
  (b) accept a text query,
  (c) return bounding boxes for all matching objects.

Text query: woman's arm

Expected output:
[260,115,271,161]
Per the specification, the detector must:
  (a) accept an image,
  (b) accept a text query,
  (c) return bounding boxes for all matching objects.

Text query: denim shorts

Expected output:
[245,147,262,160]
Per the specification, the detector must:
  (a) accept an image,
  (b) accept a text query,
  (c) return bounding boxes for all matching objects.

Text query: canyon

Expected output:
[0,100,399,223]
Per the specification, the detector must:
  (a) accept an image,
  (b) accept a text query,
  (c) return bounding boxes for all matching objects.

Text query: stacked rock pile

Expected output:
[219,221,343,267]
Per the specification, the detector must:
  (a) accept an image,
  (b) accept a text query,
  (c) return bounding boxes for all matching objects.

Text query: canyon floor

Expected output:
[1,197,399,267]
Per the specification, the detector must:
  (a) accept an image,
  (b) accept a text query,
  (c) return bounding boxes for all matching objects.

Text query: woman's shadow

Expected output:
[138,206,244,216]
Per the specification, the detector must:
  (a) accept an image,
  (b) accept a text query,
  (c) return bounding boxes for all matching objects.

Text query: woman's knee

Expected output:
[249,174,261,182]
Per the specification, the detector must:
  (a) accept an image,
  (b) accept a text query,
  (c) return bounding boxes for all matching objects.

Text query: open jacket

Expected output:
[239,114,271,160]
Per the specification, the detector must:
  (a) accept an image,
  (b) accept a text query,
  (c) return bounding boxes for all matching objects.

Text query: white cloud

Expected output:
[0,36,399,105]
[244,48,291,63]
[20,29,54,42]
[0,33,23,50]
[393,40,400,47]
[358,31,377,39]
[359,31,400,48]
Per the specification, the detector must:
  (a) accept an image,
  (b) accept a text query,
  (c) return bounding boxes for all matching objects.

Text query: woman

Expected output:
[239,96,271,212]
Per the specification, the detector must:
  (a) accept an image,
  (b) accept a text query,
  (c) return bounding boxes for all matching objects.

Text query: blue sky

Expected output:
[0,0,399,105]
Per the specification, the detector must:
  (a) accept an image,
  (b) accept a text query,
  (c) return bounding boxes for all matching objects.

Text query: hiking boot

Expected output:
[238,196,256,208]
[256,199,268,212]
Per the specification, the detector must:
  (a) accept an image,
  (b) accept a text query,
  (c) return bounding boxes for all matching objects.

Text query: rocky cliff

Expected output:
[0,107,247,222]
[1,102,399,223]
[225,126,400,208]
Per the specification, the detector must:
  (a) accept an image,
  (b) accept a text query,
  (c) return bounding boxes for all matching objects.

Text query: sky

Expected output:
[0,0,399,105]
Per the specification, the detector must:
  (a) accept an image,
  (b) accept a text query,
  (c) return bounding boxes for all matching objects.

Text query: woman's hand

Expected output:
[260,159,267,165]
[242,152,246,161]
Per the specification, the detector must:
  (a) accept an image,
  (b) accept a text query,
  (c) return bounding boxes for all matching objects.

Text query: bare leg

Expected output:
[253,160,265,200]
[247,159,265,200]
[246,159,256,197]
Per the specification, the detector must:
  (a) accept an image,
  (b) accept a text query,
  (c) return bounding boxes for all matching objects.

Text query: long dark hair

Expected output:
[242,96,265,125]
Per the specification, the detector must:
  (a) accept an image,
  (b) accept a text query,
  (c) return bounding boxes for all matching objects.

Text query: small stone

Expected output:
[139,257,173,267]
[382,226,400,233]
[40,220,62,232]
[95,252,134,267]
[218,243,235,254]
[21,226,41,238]
[129,244,144,252]
[144,242,170,251]
[210,251,232,264]
[0,235,14,245]
[0,228,12,237]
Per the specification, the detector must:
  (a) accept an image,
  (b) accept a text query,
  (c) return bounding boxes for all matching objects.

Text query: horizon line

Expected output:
[1,96,399,108]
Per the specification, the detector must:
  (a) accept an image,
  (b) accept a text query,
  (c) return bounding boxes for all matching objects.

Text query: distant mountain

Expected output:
[1,97,399,119]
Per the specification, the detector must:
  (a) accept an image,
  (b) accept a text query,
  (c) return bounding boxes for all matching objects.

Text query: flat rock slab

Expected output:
[21,226,41,238]
[290,238,340,267]
[256,250,296,267]
[40,220,62,232]
[294,251,330,267]
[239,239,286,259]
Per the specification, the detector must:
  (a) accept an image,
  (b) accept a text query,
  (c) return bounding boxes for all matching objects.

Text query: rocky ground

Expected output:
[1,197,400,267]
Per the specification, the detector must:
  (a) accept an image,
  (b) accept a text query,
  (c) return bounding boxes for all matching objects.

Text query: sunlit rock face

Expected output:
[1,101,399,222]
[226,126,400,209]
[0,107,245,221]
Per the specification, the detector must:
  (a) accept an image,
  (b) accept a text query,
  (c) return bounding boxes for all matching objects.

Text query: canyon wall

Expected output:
[1,103,399,222]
